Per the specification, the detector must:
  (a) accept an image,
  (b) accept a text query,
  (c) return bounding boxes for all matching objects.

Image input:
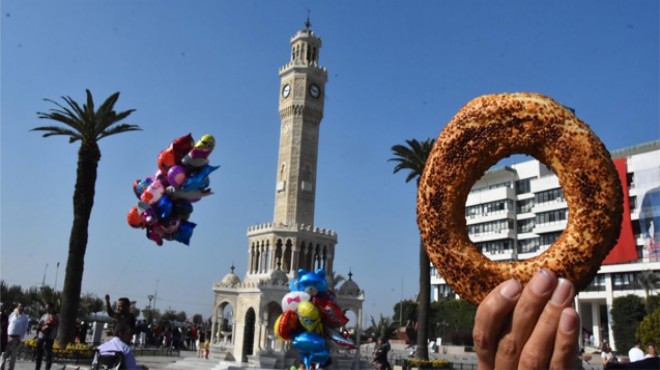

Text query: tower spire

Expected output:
[305,10,311,29]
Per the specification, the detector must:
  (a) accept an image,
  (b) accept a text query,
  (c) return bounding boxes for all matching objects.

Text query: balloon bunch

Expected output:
[274,269,355,370]
[127,133,219,246]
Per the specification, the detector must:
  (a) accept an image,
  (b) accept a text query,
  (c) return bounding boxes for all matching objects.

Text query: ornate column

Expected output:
[291,245,300,272]
[211,304,218,343]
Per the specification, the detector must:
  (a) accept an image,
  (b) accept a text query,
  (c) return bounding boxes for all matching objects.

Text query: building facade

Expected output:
[430,140,660,351]
[211,21,364,368]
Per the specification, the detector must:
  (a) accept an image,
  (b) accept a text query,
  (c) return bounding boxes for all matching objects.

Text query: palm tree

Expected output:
[33,89,140,345]
[389,138,435,360]
[368,314,397,340]
[330,271,346,291]
[637,270,660,313]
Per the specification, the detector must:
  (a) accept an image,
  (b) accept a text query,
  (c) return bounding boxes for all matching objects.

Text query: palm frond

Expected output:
[84,89,95,120]
[31,126,83,142]
[97,124,142,140]
[34,90,139,144]
[389,138,435,184]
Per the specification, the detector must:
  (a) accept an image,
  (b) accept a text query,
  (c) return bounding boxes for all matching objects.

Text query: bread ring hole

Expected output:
[466,156,568,262]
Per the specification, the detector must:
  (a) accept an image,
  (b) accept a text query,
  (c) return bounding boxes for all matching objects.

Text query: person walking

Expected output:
[0,304,29,370]
[196,330,205,358]
[35,303,58,370]
[372,337,392,370]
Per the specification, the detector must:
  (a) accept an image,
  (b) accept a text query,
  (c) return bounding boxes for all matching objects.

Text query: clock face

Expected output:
[282,84,291,98]
[309,83,320,98]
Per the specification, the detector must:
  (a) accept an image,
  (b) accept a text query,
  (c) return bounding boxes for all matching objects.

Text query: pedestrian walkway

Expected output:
[6,350,206,370]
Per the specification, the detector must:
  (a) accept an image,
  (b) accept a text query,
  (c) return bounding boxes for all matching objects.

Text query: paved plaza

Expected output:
[4,344,606,370]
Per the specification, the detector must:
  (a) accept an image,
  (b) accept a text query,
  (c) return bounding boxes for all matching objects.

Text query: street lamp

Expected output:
[147,295,154,309]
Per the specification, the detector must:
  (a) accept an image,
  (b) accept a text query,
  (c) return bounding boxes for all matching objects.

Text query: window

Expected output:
[476,240,513,254]
[517,219,535,233]
[612,272,637,291]
[516,199,534,213]
[535,210,568,225]
[539,232,562,246]
[466,200,513,217]
[515,179,531,194]
[468,219,513,235]
[535,188,565,205]
[518,238,540,253]
[584,274,606,292]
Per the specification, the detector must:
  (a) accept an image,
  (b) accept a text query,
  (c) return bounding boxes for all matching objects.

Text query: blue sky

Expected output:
[1,1,658,325]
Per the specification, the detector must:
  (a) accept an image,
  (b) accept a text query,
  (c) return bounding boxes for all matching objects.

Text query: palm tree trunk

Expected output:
[416,238,430,360]
[57,143,100,346]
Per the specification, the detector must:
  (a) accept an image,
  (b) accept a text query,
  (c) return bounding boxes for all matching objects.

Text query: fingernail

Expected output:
[499,279,522,300]
[531,269,556,296]
[551,278,575,306]
[560,309,578,333]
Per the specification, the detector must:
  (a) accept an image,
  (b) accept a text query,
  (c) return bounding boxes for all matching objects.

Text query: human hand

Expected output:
[473,269,579,370]
[105,294,110,302]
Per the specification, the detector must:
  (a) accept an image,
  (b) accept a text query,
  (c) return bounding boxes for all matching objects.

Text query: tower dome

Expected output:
[219,265,241,287]
[337,271,361,296]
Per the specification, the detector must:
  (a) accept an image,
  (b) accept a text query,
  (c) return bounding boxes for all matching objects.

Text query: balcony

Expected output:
[533,220,567,234]
[469,229,516,243]
[465,209,515,225]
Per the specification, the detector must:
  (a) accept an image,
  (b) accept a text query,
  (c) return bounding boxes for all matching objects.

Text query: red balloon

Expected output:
[127,206,144,228]
[171,133,194,163]
[275,311,302,341]
[157,148,175,174]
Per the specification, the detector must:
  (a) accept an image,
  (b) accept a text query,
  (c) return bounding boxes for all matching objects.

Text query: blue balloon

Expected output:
[292,332,328,370]
[182,165,219,192]
[133,178,152,198]
[292,332,325,353]
[296,268,328,295]
[173,221,196,245]
[156,195,173,220]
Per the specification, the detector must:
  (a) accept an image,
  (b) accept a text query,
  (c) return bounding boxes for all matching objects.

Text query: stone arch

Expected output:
[283,239,293,273]
[242,307,256,362]
[314,244,321,270]
[341,306,359,330]
[263,301,284,351]
[213,301,234,344]
[274,239,283,270]
[253,243,260,274]
[298,241,307,270]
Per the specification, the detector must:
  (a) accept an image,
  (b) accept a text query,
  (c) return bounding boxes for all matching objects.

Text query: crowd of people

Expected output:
[2,275,658,370]
[0,295,213,370]
[600,339,658,366]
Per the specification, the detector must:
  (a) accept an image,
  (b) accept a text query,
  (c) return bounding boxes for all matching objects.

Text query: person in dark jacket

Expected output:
[372,337,392,370]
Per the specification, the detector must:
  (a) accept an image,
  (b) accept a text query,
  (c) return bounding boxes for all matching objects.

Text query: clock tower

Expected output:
[275,18,328,226]
[244,18,335,280]
[211,21,364,368]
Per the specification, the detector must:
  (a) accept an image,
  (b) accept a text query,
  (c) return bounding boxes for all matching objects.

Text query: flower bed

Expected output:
[406,358,453,369]
[23,339,95,363]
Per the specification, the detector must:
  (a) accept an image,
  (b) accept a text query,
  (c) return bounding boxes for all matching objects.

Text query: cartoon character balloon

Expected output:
[127,133,218,246]
[279,268,355,369]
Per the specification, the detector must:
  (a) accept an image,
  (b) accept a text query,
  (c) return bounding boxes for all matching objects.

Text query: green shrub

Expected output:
[636,308,660,349]
[611,295,646,352]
